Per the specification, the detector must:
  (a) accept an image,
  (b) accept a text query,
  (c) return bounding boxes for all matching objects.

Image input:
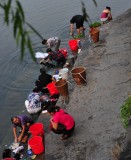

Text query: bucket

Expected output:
[55,79,68,96]
[66,55,75,66]
[68,40,78,51]
[59,68,69,80]
[71,67,87,85]
[89,28,99,43]
[28,136,44,154]
[29,123,44,137]
[46,82,59,96]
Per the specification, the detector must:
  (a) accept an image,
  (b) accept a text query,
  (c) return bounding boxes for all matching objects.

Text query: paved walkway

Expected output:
[36,9,131,160]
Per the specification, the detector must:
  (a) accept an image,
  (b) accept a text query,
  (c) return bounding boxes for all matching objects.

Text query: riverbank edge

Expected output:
[3,8,130,160]
[35,8,131,160]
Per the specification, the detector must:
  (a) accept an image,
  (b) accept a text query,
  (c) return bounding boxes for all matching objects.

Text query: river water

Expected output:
[0,0,131,153]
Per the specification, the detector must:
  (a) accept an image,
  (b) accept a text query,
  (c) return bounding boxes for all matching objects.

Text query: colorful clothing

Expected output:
[13,115,34,128]
[100,12,108,18]
[45,51,66,66]
[28,92,41,109]
[25,92,42,114]
[53,109,75,130]
[100,9,112,22]
[46,51,64,61]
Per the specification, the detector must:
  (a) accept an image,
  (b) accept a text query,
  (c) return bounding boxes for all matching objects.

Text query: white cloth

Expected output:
[100,18,108,22]
[10,142,19,150]
[52,74,60,81]
[35,52,48,59]
[13,146,24,154]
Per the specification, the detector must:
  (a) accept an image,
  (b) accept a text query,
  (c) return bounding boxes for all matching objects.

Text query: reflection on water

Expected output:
[0,0,131,152]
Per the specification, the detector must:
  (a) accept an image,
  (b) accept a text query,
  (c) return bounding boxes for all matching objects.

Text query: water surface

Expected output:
[0,0,131,151]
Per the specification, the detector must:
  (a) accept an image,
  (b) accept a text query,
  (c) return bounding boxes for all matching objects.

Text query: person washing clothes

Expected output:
[100,6,112,24]
[25,87,42,114]
[47,105,75,140]
[35,67,52,91]
[70,15,85,36]
[42,37,61,51]
[43,48,66,68]
[11,115,34,143]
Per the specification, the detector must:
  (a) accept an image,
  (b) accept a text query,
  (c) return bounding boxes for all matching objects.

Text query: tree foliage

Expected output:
[0,0,43,61]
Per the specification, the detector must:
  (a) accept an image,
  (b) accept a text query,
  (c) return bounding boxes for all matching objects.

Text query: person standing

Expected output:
[100,6,112,24]
[42,37,61,51]
[70,15,85,36]
[11,115,34,142]
[47,105,75,140]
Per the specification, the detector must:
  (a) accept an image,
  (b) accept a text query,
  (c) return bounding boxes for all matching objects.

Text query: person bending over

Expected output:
[11,115,34,142]
[70,15,85,36]
[43,48,66,67]
[25,87,42,114]
[35,67,52,91]
[100,6,112,24]
[42,37,61,51]
[47,105,75,139]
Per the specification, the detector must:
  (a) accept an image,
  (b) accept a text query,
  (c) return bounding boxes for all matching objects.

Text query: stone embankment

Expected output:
[37,9,131,160]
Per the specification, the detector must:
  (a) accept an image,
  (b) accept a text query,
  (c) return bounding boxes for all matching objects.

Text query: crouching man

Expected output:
[11,115,34,142]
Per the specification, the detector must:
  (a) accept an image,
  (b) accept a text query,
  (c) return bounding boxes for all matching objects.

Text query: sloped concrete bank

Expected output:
[37,9,131,160]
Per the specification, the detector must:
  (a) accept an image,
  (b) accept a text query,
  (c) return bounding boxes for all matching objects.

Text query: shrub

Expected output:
[120,97,131,128]
[89,21,102,28]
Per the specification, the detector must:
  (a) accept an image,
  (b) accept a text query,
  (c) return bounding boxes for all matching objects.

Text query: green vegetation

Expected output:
[89,21,102,28]
[0,0,43,61]
[120,97,131,128]
[74,33,85,39]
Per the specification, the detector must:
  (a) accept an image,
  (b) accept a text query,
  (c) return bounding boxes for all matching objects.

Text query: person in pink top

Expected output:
[100,6,112,24]
[47,105,75,139]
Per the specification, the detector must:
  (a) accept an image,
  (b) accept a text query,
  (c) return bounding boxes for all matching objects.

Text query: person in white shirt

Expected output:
[42,37,61,51]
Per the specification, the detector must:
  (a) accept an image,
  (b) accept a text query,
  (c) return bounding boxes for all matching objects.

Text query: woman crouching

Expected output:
[47,105,75,140]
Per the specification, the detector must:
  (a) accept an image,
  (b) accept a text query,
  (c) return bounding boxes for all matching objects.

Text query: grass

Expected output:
[120,97,131,128]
